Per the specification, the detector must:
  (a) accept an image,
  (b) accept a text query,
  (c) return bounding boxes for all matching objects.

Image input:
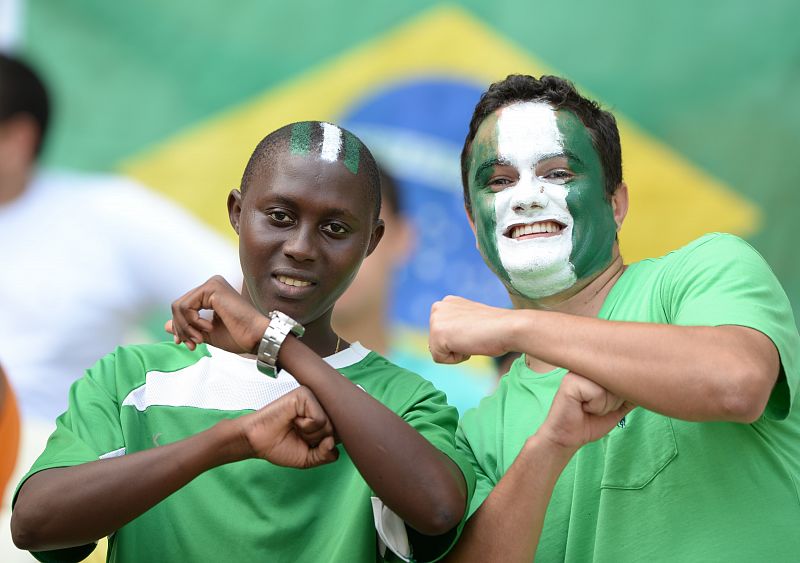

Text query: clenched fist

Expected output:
[429,295,517,364]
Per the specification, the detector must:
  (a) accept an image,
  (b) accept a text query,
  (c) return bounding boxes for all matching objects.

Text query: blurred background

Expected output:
[6,0,797,325]
[1,0,799,558]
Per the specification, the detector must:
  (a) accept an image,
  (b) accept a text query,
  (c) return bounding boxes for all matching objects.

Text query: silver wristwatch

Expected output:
[256,310,305,377]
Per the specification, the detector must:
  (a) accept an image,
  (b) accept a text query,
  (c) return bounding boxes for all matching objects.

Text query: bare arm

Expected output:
[429,297,780,422]
[12,387,338,551]
[447,373,633,562]
[168,277,468,535]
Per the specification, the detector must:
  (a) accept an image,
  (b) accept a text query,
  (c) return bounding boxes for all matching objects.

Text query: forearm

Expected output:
[279,337,467,535]
[12,420,244,551]
[508,311,777,421]
[447,435,574,562]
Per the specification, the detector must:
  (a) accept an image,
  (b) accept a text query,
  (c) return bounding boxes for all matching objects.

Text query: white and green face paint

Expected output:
[468,102,617,300]
[289,121,361,174]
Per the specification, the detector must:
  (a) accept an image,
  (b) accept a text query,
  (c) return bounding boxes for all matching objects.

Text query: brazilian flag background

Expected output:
[20,1,800,329]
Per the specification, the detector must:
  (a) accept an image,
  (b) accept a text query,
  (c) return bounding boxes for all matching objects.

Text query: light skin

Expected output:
[0,114,39,206]
[430,101,781,560]
[446,372,633,562]
[467,102,617,301]
[12,141,468,552]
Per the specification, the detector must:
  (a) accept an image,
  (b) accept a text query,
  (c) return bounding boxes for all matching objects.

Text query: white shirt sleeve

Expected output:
[371,497,412,562]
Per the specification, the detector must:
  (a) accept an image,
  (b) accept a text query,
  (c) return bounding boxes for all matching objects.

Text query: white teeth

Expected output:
[277,275,312,287]
[510,221,563,239]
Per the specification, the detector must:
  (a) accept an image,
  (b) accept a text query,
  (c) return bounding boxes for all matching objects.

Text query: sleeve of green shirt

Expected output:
[383,379,476,562]
[13,350,131,563]
[455,411,497,520]
[663,233,800,420]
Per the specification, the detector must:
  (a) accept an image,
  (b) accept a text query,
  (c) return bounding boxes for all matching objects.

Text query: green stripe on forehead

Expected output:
[289,122,312,155]
[288,122,361,176]
[342,130,360,175]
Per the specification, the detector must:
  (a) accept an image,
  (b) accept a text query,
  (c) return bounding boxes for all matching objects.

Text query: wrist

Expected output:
[208,419,253,466]
[249,316,270,354]
[522,432,578,469]
[505,309,535,355]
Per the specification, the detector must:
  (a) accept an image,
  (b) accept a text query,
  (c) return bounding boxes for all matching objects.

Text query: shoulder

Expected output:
[660,232,764,269]
[346,349,437,392]
[342,347,459,415]
[32,170,147,201]
[627,233,773,296]
[85,342,211,390]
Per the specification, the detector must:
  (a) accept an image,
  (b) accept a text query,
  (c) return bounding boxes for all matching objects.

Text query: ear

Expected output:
[611,182,629,231]
[366,218,385,257]
[228,189,243,235]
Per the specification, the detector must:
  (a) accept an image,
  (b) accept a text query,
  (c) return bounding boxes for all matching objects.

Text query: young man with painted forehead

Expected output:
[429,75,800,561]
[11,122,477,562]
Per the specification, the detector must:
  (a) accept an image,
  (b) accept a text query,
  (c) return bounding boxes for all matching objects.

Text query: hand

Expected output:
[429,295,516,364]
[537,372,635,452]
[235,387,339,469]
[165,275,269,353]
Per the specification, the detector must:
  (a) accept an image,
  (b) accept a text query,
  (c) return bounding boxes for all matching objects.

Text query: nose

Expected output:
[510,176,549,213]
[283,226,317,263]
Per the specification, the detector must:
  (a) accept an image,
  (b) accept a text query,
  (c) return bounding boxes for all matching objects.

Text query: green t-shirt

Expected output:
[457,233,800,562]
[17,342,475,562]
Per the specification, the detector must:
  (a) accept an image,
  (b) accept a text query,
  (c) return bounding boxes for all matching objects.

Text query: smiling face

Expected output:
[467,101,618,300]
[229,146,383,333]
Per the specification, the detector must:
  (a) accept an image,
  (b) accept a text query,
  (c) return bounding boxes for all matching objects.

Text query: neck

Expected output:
[290,310,345,358]
[510,245,625,318]
[332,306,389,355]
[241,285,345,358]
[0,167,32,206]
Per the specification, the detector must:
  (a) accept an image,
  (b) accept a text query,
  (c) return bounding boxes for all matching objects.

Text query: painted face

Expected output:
[230,126,381,331]
[467,102,617,299]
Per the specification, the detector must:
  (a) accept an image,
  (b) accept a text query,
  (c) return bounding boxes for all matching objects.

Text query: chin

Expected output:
[503,259,577,300]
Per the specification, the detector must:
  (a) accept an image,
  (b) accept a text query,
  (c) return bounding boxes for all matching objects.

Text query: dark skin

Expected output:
[12,150,468,552]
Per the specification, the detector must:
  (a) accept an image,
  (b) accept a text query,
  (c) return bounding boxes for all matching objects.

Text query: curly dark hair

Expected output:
[460,74,622,214]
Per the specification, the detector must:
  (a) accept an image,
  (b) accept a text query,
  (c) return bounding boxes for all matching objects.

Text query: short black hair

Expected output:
[0,53,50,157]
[241,121,382,219]
[461,74,622,214]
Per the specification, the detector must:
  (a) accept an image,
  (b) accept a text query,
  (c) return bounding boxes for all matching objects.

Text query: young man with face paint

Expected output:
[429,75,800,561]
[11,121,476,562]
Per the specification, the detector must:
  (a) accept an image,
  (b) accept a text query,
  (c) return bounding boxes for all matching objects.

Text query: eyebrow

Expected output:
[262,194,360,222]
[473,157,511,182]
[473,150,584,182]
[538,150,584,166]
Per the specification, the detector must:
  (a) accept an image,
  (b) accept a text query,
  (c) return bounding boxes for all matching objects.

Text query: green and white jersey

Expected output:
[18,342,474,562]
[458,233,800,562]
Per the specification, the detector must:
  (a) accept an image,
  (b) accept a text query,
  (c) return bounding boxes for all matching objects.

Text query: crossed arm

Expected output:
[428,295,781,561]
[12,385,338,551]
[429,296,781,423]
[13,277,467,553]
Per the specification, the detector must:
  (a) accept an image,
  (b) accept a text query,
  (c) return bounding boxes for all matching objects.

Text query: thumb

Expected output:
[308,436,340,466]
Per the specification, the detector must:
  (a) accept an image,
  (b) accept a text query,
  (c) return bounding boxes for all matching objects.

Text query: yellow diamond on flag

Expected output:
[121,5,760,261]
